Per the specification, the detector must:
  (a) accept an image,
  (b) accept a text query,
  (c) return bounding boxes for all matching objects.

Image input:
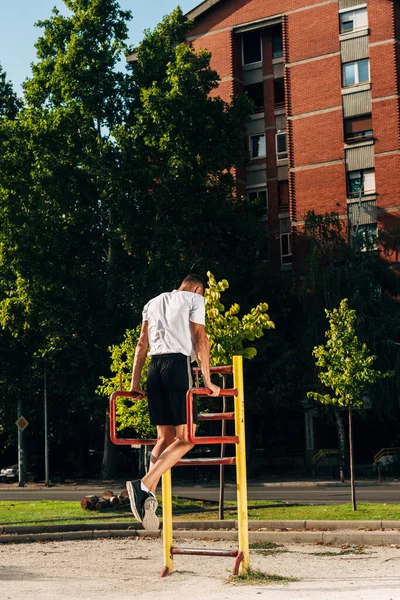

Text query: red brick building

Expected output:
[186,0,400,272]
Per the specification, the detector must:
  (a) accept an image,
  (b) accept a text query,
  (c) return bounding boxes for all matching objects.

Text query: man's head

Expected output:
[179,273,206,296]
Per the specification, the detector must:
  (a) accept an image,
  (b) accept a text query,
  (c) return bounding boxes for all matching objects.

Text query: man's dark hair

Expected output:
[181,273,206,290]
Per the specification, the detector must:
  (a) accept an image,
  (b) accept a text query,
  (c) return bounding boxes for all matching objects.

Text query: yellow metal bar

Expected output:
[162,469,174,574]
[233,355,249,574]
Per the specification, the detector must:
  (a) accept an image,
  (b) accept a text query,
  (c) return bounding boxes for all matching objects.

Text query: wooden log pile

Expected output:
[80,489,130,511]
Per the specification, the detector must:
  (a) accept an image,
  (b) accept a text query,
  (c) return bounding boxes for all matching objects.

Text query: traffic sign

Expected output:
[16,416,29,431]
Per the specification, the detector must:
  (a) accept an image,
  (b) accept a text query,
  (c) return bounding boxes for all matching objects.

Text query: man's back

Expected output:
[143,290,205,358]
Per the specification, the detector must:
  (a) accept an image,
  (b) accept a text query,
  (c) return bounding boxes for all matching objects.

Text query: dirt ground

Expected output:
[1,537,400,600]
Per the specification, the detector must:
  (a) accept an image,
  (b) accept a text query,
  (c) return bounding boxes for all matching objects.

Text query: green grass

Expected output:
[226,568,299,585]
[1,498,400,528]
[173,500,400,521]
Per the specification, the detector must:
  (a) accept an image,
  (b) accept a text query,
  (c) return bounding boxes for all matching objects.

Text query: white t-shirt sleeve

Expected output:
[142,301,149,322]
[189,295,205,325]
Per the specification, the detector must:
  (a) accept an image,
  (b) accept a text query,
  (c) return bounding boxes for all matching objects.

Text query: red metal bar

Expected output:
[160,566,169,578]
[233,551,244,575]
[109,391,157,446]
[176,457,236,466]
[171,547,239,557]
[187,388,239,445]
[193,365,233,375]
[199,412,235,421]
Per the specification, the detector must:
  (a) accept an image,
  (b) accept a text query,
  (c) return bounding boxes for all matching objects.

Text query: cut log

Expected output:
[95,499,110,510]
[101,490,114,500]
[80,495,100,511]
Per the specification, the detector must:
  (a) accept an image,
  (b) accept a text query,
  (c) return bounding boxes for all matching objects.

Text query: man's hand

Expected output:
[130,387,146,400]
[205,381,221,397]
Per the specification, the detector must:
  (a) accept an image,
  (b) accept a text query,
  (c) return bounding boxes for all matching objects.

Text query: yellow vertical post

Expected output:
[161,469,174,575]
[233,355,249,574]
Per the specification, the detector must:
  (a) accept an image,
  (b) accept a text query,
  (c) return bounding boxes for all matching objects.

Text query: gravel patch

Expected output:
[1,537,400,599]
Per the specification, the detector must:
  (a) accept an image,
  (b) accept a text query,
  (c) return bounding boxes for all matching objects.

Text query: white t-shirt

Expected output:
[143,290,205,359]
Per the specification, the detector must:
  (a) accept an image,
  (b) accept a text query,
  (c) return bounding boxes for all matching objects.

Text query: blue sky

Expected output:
[0,1,197,96]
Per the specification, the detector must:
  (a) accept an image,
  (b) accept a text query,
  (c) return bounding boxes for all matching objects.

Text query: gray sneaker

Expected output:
[126,480,159,530]
[143,494,160,531]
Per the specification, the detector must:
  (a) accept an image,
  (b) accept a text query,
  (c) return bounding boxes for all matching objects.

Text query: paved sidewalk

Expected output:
[1,537,400,600]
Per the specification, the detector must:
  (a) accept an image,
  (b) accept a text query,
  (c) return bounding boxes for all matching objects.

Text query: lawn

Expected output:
[1,498,400,527]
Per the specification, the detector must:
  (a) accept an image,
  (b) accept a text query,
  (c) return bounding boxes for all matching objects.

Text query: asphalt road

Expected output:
[0,483,400,503]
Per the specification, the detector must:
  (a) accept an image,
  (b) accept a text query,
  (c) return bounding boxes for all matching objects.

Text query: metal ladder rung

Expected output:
[199,412,235,421]
[176,456,236,466]
[172,547,239,557]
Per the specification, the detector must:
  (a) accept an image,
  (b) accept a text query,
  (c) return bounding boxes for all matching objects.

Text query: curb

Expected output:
[1,520,399,545]
[1,527,400,546]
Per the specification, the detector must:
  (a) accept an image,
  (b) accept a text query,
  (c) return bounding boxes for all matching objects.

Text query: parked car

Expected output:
[0,464,18,482]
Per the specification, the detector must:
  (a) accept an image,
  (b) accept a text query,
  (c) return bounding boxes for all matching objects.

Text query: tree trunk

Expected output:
[348,408,357,511]
[334,407,346,483]
[101,408,117,479]
[101,206,118,479]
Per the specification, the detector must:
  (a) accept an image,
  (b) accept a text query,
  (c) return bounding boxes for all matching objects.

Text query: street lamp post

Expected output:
[44,361,50,486]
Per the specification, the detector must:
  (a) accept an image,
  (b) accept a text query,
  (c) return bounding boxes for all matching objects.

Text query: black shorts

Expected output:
[147,353,198,426]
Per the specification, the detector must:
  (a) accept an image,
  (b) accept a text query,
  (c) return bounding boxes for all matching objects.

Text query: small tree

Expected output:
[307,299,391,510]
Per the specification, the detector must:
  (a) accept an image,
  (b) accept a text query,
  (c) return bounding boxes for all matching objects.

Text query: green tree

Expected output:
[0,0,135,476]
[301,210,400,478]
[307,299,391,510]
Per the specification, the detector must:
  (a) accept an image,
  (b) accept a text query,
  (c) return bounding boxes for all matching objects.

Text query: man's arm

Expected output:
[130,321,149,397]
[190,322,220,397]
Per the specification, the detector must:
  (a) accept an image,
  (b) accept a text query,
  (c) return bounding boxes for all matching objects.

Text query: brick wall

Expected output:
[375,154,400,209]
[286,2,339,63]
[372,98,399,154]
[293,163,347,220]
[291,110,344,166]
[368,0,394,44]
[288,55,342,116]
[370,42,398,99]
[189,0,332,37]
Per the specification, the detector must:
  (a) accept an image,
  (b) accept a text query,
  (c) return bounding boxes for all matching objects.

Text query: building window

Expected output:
[343,59,370,87]
[242,31,262,66]
[244,82,264,112]
[278,180,289,210]
[350,223,378,251]
[339,7,368,34]
[249,134,266,158]
[274,78,285,108]
[272,35,283,59]
[280,232,292,264]
[347,168,375,199]
[344,114,373,142]
[248,189,268,210]
[276,131,288,160]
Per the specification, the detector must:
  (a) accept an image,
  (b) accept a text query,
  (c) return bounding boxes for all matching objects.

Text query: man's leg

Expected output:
[141,424,195,495]
[149,425,176,472]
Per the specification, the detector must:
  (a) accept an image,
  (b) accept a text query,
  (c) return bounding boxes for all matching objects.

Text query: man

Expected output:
[126,274,220,529]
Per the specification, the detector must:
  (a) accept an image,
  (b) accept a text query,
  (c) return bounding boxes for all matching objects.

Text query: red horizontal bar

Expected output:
[171,547,239,557]
[199,412,235,421]
[193,365,233,375]
[176,457,236,466]
[109,391,156,446]
[192,387,238,397]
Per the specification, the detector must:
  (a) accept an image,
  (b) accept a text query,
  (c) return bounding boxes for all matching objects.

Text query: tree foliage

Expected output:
[307,299,390,408]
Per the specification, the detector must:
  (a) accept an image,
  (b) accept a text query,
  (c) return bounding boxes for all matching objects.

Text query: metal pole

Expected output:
[161,469,174,576]
[17,392,25,487]
[44,361,50,486]
[218,374,227,520]
[233,355,249,574]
